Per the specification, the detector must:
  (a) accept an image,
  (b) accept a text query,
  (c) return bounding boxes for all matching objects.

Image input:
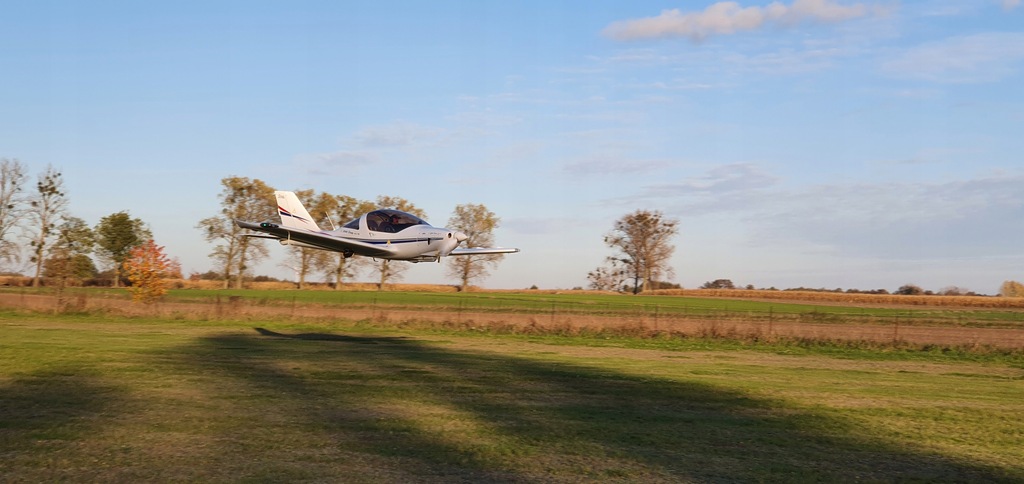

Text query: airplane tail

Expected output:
[275,191,321,231]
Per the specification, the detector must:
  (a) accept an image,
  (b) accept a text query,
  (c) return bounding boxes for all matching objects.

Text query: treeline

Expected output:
[649,288,1024,309]
[696,279,1024,298]
[0,159,170,288]
[0,165,507,293]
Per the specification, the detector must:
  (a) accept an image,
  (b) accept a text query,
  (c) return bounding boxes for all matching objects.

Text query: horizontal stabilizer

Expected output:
[449,247,520,256]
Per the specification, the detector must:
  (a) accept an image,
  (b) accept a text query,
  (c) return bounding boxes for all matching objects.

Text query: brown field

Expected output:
[0,276,467,292]
[648,288,1024,309]
[6,274,1023,309]
[4,292,1023,349]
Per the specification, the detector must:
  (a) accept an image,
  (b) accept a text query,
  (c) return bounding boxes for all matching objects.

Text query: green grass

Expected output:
[17,286,1024,326]
[2,311,1023,482]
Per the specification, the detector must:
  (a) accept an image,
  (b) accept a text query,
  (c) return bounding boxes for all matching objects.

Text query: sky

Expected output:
[1,0,1022,293]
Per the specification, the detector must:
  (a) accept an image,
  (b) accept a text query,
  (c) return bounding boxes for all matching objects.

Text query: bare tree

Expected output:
[587,259,627,292]
[445,203,504,291]
[0,158,28,267]
[196,215,237,288]
[27,166,68,287]
[603,210,679,294]
[198,177,276,289]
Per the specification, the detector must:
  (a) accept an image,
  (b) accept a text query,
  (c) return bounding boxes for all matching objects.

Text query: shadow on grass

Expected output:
[0,368,123,475]
[168,328,1014,482]
[253,327,409,344]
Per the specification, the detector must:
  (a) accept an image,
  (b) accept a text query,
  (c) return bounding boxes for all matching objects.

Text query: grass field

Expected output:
[21,286,1024,327]
[2,310,1023,482]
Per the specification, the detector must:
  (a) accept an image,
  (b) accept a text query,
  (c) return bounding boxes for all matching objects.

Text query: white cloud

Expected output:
[352,122,448,148]
[502,216,587,236]
[1003,0,1021,11]
[721,45,846,74]
[637,163,780,198]
[562,157,672,177]
[292,150,377,176]
[603,0,885,42]
[882,32,1024,83]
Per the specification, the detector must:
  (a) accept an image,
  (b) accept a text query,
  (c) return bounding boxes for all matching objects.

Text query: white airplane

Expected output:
[236,191,519,263]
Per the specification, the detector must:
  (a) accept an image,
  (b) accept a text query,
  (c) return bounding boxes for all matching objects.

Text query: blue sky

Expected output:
[2,0,1022,293]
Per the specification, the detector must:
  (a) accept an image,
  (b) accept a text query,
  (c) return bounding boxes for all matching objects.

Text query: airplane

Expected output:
[235,191,519,263]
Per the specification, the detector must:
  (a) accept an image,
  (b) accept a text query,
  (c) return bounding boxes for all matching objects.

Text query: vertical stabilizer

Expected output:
[275,191,321,231]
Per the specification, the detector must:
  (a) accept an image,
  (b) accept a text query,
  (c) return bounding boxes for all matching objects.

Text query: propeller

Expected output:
[437,231,469,260]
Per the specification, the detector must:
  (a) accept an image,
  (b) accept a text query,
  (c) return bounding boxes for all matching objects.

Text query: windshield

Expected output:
[366,210,429,233]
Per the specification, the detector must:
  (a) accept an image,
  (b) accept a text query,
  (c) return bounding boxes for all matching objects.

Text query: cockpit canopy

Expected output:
[343,210,430,233]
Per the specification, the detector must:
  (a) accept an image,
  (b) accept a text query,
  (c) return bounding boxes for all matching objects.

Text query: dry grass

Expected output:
[171,280,463,292]
[0,276,467,293]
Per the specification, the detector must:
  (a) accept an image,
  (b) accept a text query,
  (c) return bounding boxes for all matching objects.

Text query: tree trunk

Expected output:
[378,261,387,290]
[334,258,345,290]
[235,252,247,289]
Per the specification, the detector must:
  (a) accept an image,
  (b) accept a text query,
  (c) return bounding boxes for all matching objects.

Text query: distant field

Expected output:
[650,288,1024,309]
[1,312,1022,482]
[4,287,1024,350]
[27,286,1024,324]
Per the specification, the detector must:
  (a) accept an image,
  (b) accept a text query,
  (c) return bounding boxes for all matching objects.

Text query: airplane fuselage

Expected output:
[241,209,467,262]
[278,226,459,263]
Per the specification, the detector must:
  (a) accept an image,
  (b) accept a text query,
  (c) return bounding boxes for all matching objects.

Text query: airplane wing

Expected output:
[449,247,520,256]
[236,220,397,258]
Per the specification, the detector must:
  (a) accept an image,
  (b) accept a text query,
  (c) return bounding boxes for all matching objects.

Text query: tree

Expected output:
[44,216,95,287]
[165,257,183,279]
[123,239,172,304]
[196,216,236,288]
[280,189,322,289]
[701,279,735,289]
[44,253,96,280]
[0,158,28,266]
[587,260,627,292]
[370,195,425,289]
[603,210,679,294]
[894,284,924,295]
[446,203,504,291]
[314,194,375,289]
[1000,280,1024,298]
[939,286,969,296]
[27,165,68,287]
[94,211,151,287]
[198,177,276,289]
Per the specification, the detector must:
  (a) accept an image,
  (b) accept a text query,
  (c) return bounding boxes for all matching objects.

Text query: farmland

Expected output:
[2,309,1023,482]
[4,287,1023,349]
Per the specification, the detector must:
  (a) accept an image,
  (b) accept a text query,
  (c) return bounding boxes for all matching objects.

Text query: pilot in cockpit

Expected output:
[379,214,401,233]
